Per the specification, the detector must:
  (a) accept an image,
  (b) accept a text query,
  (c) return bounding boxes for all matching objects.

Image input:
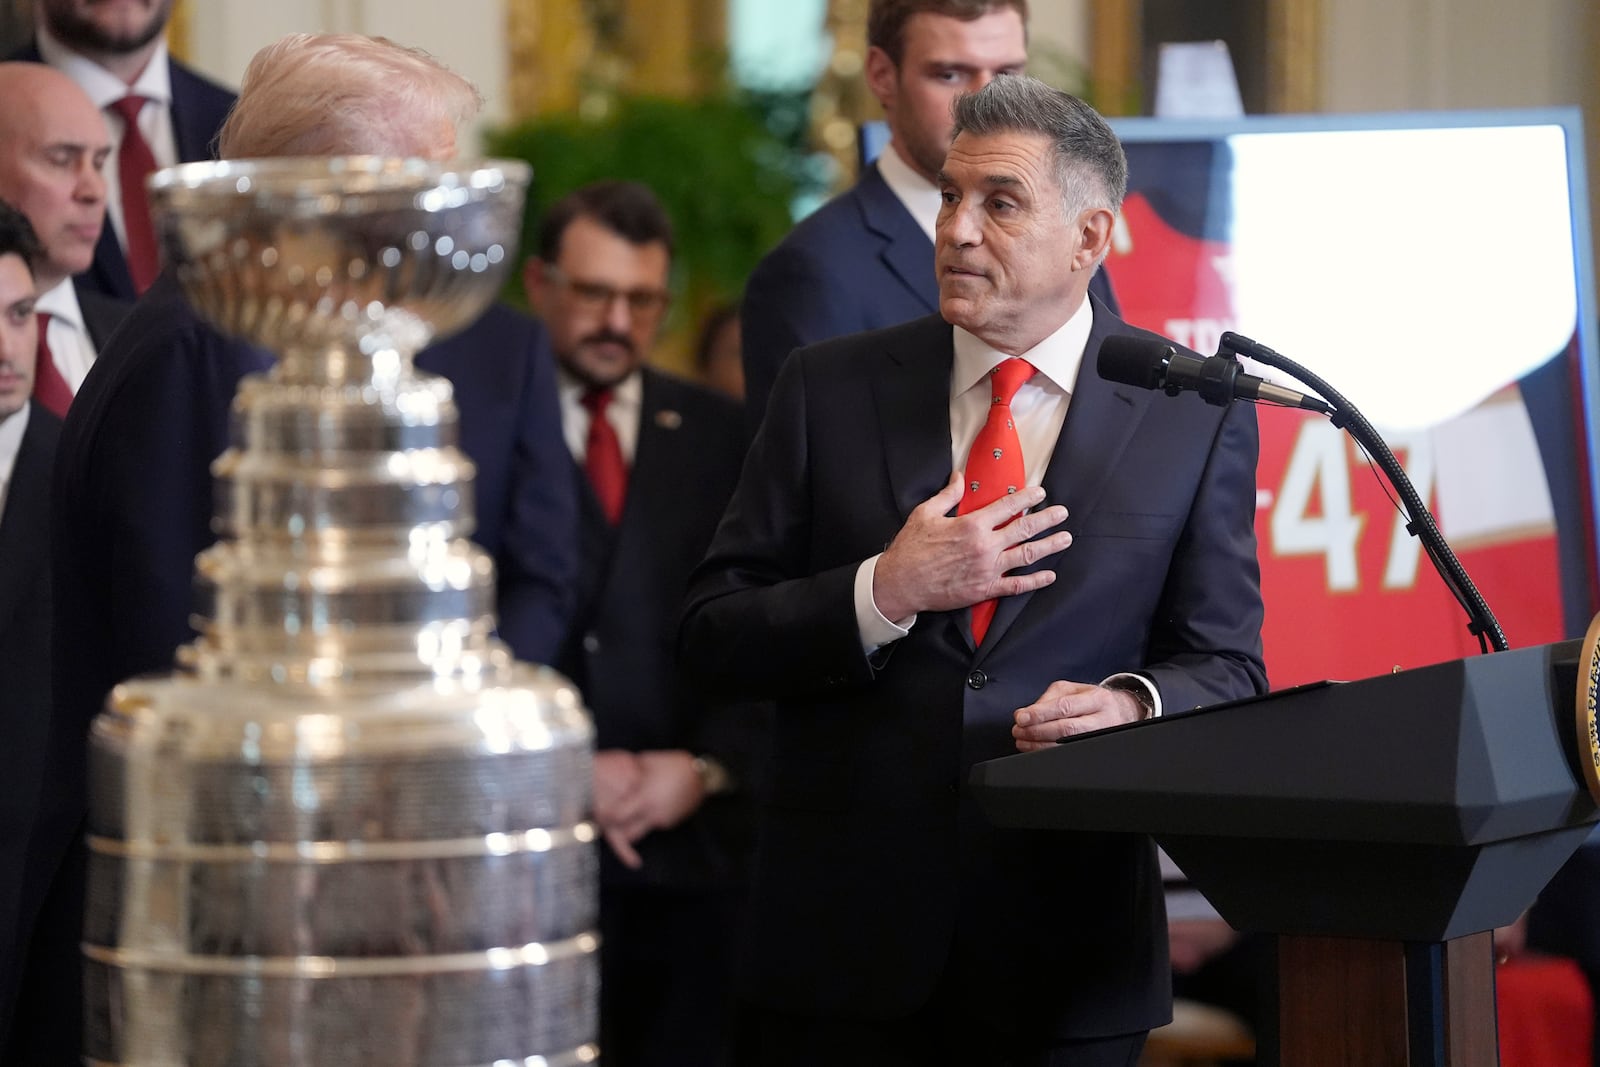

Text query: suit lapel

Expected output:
[856,166,939,315]
[0,408,56,623]
[873,318,955,525]
[619,369,673,530]
[593,369,679,584]
[975,300,1154,658]
[86,224,135,302]
[168,67,211,162]
[78,287,131,351]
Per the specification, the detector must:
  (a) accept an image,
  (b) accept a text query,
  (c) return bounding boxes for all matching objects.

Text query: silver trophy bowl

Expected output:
[83,158,599,1066]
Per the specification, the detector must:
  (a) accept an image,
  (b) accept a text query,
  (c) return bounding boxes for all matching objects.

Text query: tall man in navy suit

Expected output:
[0,200,58,1056]
[682,76,1266,1066]
[13,0,235,299]
[741,0,1118,431]
[525,180,764,1066]
[10,34,578,1066]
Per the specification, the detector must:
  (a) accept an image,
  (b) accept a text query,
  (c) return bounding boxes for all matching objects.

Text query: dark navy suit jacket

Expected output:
[0,404,60,1055]
[75,284,133,352]
[6,276,578,1065]
[740,162,1119,432]
[555,367,766,891]
[682,302,1266,1042]
[11,41,236,301]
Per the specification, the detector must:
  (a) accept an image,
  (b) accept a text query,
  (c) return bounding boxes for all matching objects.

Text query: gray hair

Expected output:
[950,74,1127,220]
[218,33,482,159]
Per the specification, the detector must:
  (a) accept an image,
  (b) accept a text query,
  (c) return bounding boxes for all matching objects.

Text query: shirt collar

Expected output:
[558,365,643,411]
[951,295,1096,401]
[875,144,942,244]
[35,279,86,333]
[35,24,173,107]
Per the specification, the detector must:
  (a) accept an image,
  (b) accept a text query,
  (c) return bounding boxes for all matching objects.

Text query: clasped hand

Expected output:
[592,749,706,869]
[872,471,1073,621]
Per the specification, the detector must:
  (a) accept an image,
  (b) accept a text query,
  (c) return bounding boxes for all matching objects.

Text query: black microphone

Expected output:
[1096,335,1331,413]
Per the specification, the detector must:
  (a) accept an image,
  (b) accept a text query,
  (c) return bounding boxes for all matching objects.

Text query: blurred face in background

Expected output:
[0,252,39,421]
[36,0,174,56]
[0,64,112,287]
[524,214,672,390]
[865,8,1027,184]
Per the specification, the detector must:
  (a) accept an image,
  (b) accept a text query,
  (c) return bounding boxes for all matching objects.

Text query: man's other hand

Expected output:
[1012,680,1147,751]
[873,471,1071,621]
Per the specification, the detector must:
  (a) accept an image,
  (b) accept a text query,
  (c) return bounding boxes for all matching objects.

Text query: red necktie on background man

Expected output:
[110,95,160,293]
[33,312,72,418]
[580,387,628,523]
[957,357,1036,644]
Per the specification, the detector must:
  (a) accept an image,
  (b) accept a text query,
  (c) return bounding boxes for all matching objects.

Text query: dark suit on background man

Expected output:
[681,302,1266,1054]
[75,285,131,349]
[556,366,765,1065]
[10,40,235,300]
[7,275,578,1065]
[0,402,60,1055]
[740,162,1120,431]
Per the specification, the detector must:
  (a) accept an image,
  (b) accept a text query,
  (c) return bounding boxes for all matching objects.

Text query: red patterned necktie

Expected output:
[580,387,628,523]
[110,95,160,293]
[32,312,72,417]
[957,357,1036,644]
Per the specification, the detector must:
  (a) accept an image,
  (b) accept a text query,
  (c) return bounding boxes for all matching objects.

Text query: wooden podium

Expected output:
[969,640,1600,1066]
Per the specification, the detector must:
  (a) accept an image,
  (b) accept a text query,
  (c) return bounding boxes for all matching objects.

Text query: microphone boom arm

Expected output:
[1219,331,1508,654]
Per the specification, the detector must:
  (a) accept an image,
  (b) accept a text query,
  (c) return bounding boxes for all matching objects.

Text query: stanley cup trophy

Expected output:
[81,157,599,1065]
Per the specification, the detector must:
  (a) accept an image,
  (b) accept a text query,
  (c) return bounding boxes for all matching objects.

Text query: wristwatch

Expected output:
[691,755,733,796]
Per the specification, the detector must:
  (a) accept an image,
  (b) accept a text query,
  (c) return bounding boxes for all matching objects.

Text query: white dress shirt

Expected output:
[850,298,1163,713]
[36,26,178,259]
[557,367,643,466]
[0,403,31,520]
[35,280,98,394]
[875,142,942,244]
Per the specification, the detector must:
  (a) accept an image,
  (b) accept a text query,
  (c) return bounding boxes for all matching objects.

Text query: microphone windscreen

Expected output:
[1096,335,1176,391]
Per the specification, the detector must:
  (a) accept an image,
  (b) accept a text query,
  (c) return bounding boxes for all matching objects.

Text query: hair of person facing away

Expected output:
[216,33,483,159]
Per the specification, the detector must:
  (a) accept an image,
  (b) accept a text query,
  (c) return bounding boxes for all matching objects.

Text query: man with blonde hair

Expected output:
[9,34,578,1064]
[216,32,482,160]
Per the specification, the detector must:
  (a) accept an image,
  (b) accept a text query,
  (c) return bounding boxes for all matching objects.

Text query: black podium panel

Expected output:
[970,640,1598,940]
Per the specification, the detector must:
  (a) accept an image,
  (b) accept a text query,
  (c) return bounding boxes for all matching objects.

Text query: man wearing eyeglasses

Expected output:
[523,180,765,1067]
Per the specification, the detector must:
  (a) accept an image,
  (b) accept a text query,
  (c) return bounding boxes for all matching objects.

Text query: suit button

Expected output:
[967,669,987,690]
[582,633,601,654]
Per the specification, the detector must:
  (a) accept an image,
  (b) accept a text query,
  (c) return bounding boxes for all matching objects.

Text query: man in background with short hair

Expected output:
[11,0,235,299]
[525,179,762,1067]
[0,62,129,415]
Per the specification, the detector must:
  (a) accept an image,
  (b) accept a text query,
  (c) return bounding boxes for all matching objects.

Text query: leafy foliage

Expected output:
[484,92,802,312]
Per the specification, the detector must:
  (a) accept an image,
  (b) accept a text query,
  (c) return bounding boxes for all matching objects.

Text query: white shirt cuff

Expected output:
[855,554,915,653]
[1101,672,1162,718]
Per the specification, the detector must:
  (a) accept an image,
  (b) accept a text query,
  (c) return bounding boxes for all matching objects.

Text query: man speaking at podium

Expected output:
[681,75,1267,1066]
